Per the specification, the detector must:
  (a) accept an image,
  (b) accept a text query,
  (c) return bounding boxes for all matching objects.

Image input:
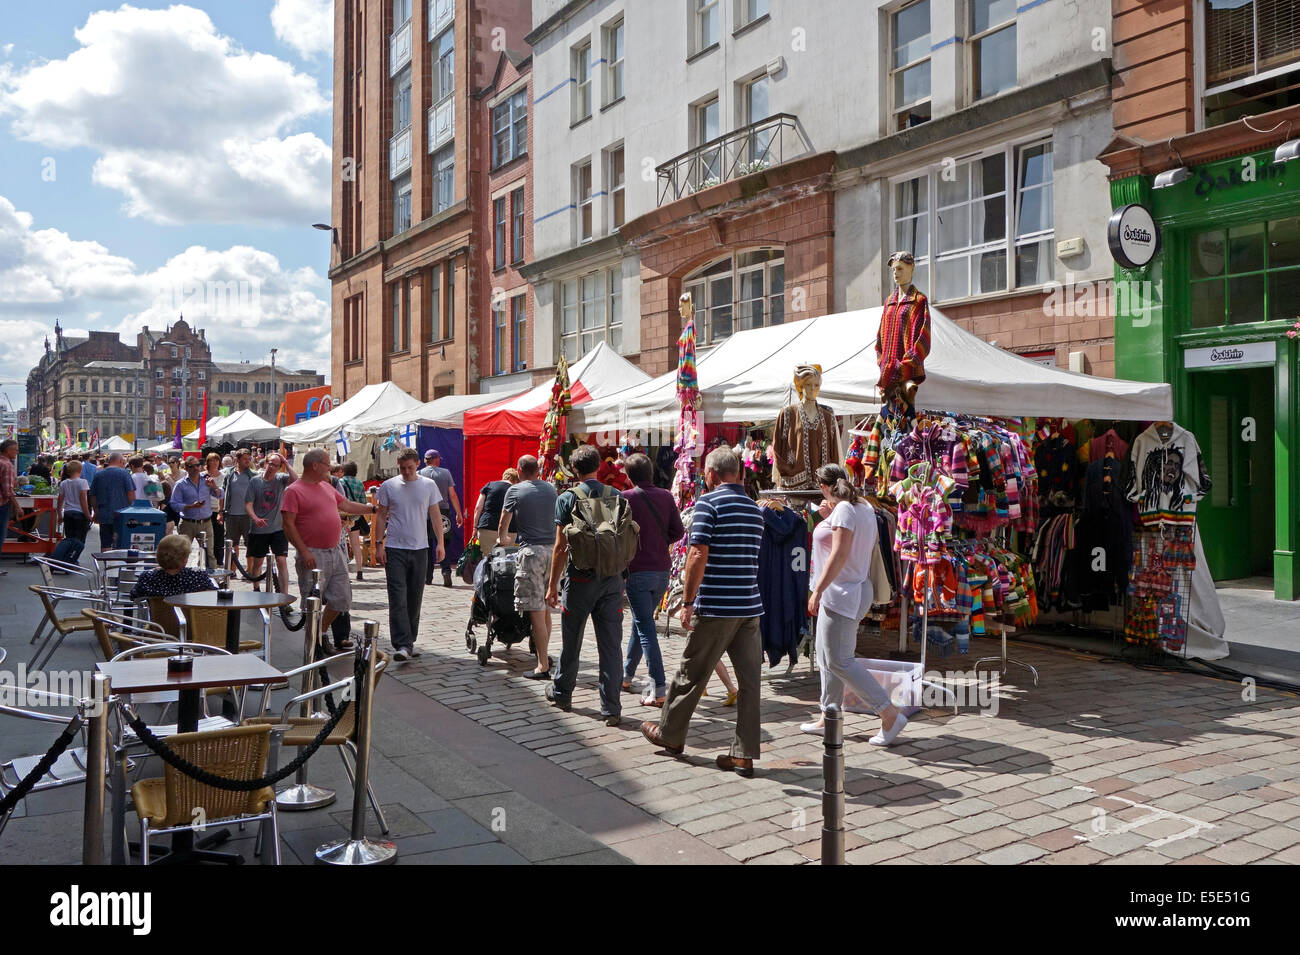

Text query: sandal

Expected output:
[622,681,635,693]
[641,694,665,708]
[723,690,738,707]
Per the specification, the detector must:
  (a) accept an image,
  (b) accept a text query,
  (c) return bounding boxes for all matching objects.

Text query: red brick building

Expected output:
[472,47,533,393]
[329,0,531,401]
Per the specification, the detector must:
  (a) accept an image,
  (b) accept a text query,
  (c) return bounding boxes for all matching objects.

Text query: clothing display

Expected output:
[1125,525,1196,654]
[1125,423,1211,527]
[757,501,810,667]
[772,401,839,490]
[875,284,931,394]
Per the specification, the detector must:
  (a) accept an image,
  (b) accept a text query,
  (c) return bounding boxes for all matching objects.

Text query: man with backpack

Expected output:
[544,444,640,726]
[500,455,558,679]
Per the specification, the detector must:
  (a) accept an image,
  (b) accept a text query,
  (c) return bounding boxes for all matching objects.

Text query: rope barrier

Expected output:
[228,552,270,583]
[0,715,84,818]
[121,654,363,792]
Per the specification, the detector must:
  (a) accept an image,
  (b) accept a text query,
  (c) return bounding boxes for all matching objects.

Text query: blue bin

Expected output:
[114,503,168,553]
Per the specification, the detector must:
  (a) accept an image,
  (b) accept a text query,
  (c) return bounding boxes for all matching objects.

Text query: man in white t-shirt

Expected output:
[372,448,445,661]
[128,455,150,502]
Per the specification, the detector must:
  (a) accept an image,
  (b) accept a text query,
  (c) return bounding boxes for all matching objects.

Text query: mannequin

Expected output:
[875,251,931,409]
[772,364,840,490]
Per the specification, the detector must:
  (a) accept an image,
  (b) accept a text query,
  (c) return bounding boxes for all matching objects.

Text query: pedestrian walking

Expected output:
[620,452,684,707]
[472,467,519,551]
[372,448,445,661]
[222,448,257,569]
[499,455,557,678]
[281,448,378,645]
[245,452,297,594]
[52,459,91,565]
[170,457,221,566]
[799,464,909,745]
[338,461,369,581]
[0,439,24,574]
[128,455,149,502]
[88,452,137,551]
[79,452,99,488]
[204,452,227,561]
[641,447,764,777]
[545,444,639,726]
[419,449,463,587]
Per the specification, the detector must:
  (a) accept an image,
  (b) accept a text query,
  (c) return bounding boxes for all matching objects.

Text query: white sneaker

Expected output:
[393,648,411,662]
[869,713,909,747]
[799,721,825,737]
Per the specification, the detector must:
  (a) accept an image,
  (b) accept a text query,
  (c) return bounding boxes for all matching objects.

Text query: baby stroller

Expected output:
[465,545,534,665]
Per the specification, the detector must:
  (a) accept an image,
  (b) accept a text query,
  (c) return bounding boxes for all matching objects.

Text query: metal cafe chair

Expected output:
[28,585,107,670]
[29,556,101,645]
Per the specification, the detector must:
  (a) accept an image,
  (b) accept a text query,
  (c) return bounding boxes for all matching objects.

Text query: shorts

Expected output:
[296,543,353,614]
[224,514,252,548]
[246,530,288,558]
[514,543,552,613]
[350,516,370,535]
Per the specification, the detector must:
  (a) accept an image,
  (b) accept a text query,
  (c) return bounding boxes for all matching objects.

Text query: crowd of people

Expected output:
[3,436,910,779]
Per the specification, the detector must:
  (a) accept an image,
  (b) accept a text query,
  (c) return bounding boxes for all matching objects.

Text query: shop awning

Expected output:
[571,307,1173,432]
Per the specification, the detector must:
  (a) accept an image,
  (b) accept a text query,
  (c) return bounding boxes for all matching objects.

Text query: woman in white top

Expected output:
[799,464,908,746]
[56,459,92,551]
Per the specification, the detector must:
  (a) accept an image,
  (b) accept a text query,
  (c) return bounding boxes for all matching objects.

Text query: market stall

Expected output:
[280,382,423,475]
[182,409,280,445]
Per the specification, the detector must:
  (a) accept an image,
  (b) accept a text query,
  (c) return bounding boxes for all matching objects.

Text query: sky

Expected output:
[0,0,337,411]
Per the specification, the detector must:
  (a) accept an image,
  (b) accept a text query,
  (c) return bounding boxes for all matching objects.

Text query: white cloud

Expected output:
[0,194,330,390]
[272,0,334,59]
[0,4,330,226]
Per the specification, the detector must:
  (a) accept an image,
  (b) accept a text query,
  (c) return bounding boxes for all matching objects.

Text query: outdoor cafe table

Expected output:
[96,654,283,864]
[165,590,296,654]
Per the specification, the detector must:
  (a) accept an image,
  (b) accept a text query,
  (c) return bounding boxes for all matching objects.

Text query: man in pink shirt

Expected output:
[281,448,377,638]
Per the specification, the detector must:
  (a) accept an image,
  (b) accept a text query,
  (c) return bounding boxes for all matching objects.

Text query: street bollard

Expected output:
[197,531,207,569]
[223,540,234,582]
[316,620,397,865]
[82,674,109,866]
[275,594,336,811]
[821,704,845,865]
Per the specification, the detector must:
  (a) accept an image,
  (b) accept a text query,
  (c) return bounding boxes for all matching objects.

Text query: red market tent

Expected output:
[461,342,650,527]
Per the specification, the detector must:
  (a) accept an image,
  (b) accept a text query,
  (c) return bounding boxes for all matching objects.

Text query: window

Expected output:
[512,294,527,371]
[511,187,525,263]
[604,18,624,103]
[114,400,122,414]
[970,0,1016,100]
[890,139,1053,303]
[1204,0,1300,126]
[391,282,409,353]
[394,0,411,26]
[196,370,205,380]
[432,27,454,104]
[393,171,413,234]
[170,347,178,358]
[741,75,773,164]
[684,249,784,343]
[80,379,87,391]
[1188,216,1300,327]
[491,89,527,167]
[572,40,592,122]
[126,380,133,393]
[892,0,931,129]
[433,145,455,211]
[607,146,626,230]
[738,0,768,29]
[575,159,593,242]
[91,400,98,414]
[155,369,163,379]
[494,197,507,269]
[92,379,99,393]
[492,296,507,375]
[559,267,622,361]
[447,261,456,339]
[156,386,163,398]
[114,379,122,393]
[426,266,441,343]
[393,65,412,133]
[693,96,721,185]
[694,0,719,53]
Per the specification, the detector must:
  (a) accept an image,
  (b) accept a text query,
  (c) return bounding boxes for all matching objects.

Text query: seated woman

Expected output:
[129,534,217,601]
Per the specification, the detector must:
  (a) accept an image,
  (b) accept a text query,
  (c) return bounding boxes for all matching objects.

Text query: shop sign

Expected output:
[1184,341,1274,369]
[1194,154,1287,198]
[1107,204,1161,269]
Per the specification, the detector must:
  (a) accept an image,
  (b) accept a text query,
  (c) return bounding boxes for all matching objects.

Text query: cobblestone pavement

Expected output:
[354,573,1300,865]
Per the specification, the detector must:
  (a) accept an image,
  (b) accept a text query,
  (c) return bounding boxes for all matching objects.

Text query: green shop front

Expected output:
[1110,147,1300,600]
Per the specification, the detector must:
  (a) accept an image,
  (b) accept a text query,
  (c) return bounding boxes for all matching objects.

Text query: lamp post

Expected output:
[270,348,278,424]
[312,223,339,269]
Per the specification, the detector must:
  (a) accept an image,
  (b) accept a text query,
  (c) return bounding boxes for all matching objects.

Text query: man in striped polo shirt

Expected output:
[641,446,764,777]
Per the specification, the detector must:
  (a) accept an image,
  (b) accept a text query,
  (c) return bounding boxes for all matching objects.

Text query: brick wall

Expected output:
[1112,0,1194,141]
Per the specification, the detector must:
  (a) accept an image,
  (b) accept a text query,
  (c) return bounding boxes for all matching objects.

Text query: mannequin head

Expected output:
[793,364,823,403]
[678,291,693,322]
[888,251,915,290]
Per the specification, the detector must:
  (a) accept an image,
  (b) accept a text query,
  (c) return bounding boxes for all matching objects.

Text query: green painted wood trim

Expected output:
[1277,336,1299,600]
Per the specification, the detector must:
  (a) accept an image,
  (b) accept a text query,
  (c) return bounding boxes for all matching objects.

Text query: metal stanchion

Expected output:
[82,674,109,866]
[276,591,336,810]
[197,531,207,569]
[821,703,845,865]
[222,539,234,586]
[316,621,396,865]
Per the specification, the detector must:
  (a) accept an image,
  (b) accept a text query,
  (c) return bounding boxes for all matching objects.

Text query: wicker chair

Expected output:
[244,650,391,834]
[84,608,169,661]
[147,598,268,658]
[28,585,105,669]
[130,723,280,864]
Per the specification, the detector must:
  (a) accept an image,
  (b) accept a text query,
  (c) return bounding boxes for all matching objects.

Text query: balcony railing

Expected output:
[655,113,811,206]
[390,20,412,76]
[390,127,412,179]
[427,98,453,152]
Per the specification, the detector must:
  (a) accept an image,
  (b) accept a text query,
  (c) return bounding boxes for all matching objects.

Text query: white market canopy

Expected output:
[280,382,422,444]
[571,307,1173,432]
[96,435,133,452]
[183,409,280,444]
[411,393,509,429]
[144,441,178,454]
